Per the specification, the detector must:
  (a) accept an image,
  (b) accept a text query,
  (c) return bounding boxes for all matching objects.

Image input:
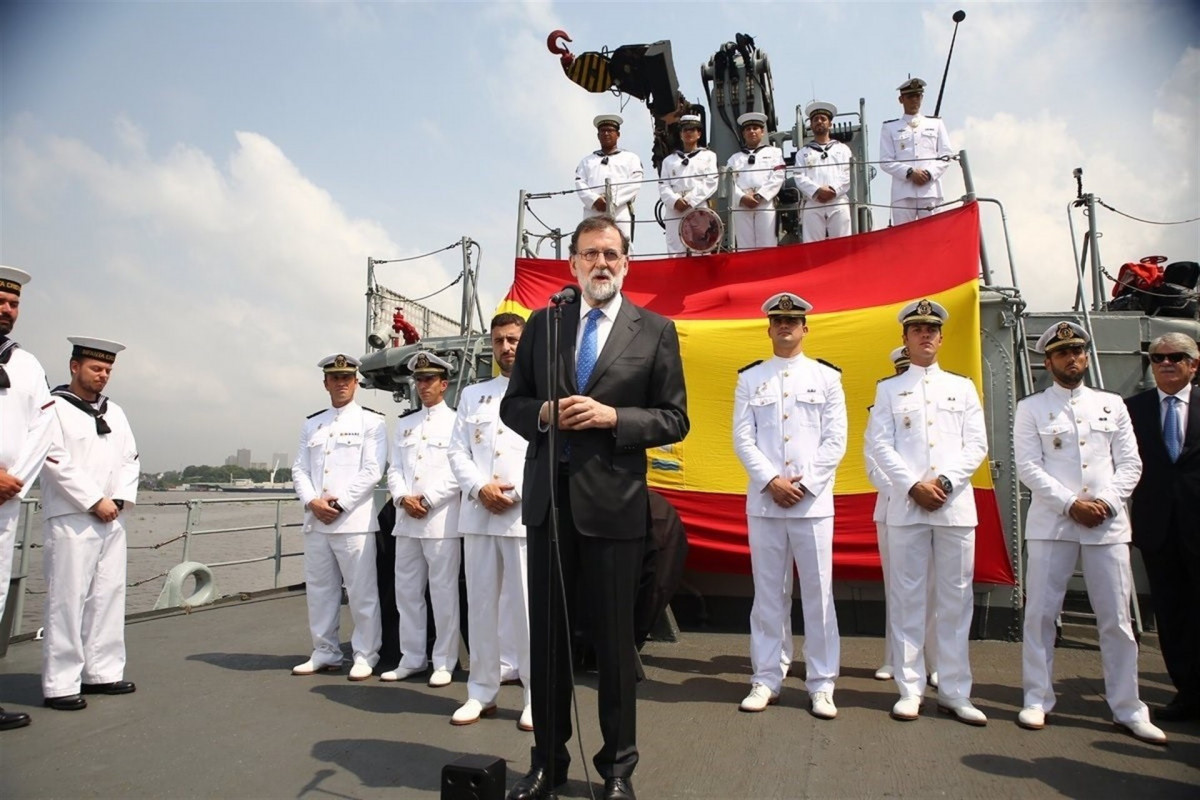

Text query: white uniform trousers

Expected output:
[732,207,777,251]
[499,581,522,681]
[890,197,940,226]
[395,536,462,672]
[1023,539,1150,724]
[303,531,382,667]
[662,208,690,257]
[464,534,530,706]
[876,521,937,672]
[0,512,18,624]
[41,514,128,697]
[748,516,839,694]
[800,203,851,243]
[887,523,974,700]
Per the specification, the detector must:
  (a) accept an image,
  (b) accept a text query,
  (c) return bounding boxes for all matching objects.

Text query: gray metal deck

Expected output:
[2,590,1197,798]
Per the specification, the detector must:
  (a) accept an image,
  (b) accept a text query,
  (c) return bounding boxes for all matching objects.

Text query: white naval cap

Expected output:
[897,77,927,94]
[407,350,453,376]
[68,336,125,364]
[890,346,911,366]
[318,353,361,374]
[805,101,837,120]
[678,114,703,130]
[737,111,768,128]
[593,114,623,130]
[898,298,948,327]
[0,266,31,296]
[762,292,813,316]
[1035,321,1089,354]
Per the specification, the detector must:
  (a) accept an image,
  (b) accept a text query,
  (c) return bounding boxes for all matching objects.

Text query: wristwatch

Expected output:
[937,475,953,494]
[905,167,914,179]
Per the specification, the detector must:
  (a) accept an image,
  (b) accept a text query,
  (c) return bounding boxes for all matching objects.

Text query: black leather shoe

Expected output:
[0,707,32,730]
[81,681,137,695]
[604,777,636,800]
[507,767,566,800]
[1154,697,1200,722]
[43,694,87,711]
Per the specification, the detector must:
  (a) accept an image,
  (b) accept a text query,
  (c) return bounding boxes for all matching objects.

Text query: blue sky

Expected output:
[2,1,1197,471]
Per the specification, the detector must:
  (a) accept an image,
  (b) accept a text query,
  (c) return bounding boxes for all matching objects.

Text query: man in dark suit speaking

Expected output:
[501,215,689,800]
[1126,332,1200,723]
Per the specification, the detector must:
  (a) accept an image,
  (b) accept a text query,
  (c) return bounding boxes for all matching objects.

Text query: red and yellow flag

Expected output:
[498,204,1015,585]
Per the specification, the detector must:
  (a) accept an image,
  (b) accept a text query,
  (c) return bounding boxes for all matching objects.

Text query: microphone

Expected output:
[550,285,579,305]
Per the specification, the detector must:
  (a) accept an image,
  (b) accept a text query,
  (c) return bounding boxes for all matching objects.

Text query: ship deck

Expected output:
[2,590,1197,799]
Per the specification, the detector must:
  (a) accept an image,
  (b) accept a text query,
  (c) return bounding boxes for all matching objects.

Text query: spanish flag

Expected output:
[499,203,1015,585]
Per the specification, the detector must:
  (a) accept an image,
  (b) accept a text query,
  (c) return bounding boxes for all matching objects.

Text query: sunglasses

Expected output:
[1149,352,1191,364]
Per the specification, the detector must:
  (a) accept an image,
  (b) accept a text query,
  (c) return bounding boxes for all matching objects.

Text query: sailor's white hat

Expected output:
[407,351,453,376]
[318,353,361,374]
[762,292,813,316]
[1035,321,1089,354]
[890,346,911,367]
[68,336,125,363]
[898,298,948,326]
[805,101,837,120]
[737,111,768,128]
[0,266,31,295]
[678,114,703,130]
[897,77,927,94]
[593,114,623,130]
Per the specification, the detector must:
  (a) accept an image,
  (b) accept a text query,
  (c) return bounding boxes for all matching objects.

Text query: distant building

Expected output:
[250,462,268,470]
[236,448,251,469]
[224,455,237,467]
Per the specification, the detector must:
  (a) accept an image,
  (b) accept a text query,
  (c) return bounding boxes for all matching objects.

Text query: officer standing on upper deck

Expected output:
[659,114,719,257]
[878,78,954,226]
[794,101,853,243]
[726,112,785,251]
[575,114,644,244]
[1014,322,1166,744]
[865,299,988,725]
[291,353,386,682]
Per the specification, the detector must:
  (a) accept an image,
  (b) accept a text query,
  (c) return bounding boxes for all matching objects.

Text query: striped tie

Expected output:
[1164,395,1182,462]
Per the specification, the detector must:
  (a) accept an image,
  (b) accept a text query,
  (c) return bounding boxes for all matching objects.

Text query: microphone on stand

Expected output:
[550,285,579,305]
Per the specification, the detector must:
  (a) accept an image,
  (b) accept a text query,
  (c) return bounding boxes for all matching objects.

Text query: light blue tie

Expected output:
[1164,395,1182,462]
[576,307,604,390]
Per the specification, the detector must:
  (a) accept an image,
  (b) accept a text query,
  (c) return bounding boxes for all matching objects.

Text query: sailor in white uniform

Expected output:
[878,78,954,226]
[575,114,644,243]
[39,338,140,711]
[658,114,719,257]
[867,347,938,687]
[383,351,462,687]
[1014,321,1166,744]
[291,353,386,682]
[733,292,847,719]
[794,101,853,243]
[726,111,785,251]
[865,299,988,725]
[448,314,532,729]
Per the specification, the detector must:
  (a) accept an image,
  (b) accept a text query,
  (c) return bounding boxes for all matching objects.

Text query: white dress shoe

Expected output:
[810,691,837,720]
[739,683,779,712]
[1017,706,1045,730]
[348,662,374,681]
[292,659,341,676]
[1116,719,1168,745]
[938,698,987,726]
[891,696,922,721]
[379,665,422,682]
[429,668,453,688]
[928,671,939,689]
[874,664,894,681]
[450,699,497,726]
[518,704,534,732]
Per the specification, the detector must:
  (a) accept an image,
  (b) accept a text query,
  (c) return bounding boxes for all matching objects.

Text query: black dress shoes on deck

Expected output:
[81,680,137,695]
[0,707,32,730]
[44,694,87,711]
[506,767,566,800]
[604,777,636,800]
[1154,696,1200,722]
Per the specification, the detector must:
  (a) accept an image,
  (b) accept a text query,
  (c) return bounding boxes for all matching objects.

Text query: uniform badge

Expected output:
[416,354,430,369]
[1056,322,1074,341]
[898,390,912,397]
[1103,406,1111,414]
[903,416,912,429]
[916,299,933,316]
[473,429,483,444]
[779,295,795,312]
[1053,436,1062,450]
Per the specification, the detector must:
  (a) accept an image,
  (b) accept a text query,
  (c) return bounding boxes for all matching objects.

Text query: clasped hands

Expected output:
[767,475,806,508]
[540,396,617,431]
[1068,499,1110,528]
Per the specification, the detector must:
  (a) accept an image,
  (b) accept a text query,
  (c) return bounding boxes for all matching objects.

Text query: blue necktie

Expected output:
[1164,395,1182,462]
[576,307,604,390]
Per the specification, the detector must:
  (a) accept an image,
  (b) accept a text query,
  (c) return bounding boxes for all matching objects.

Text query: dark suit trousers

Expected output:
[527,469,643,780]
[1142,536,1200,702]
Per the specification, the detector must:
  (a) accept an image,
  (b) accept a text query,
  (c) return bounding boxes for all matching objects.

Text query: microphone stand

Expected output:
[543,298,567,800]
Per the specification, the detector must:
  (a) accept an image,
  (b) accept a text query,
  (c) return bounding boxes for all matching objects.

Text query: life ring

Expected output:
[153,561,219,610]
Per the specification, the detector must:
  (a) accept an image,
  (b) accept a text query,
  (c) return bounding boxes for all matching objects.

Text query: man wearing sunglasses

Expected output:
[1127,333,1200,724]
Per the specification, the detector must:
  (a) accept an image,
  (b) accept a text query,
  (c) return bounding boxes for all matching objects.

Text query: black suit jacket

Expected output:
[501,295,689,541]
[1126,384,1200,554]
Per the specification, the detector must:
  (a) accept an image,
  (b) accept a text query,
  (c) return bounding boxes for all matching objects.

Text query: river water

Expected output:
[12,490,317,635]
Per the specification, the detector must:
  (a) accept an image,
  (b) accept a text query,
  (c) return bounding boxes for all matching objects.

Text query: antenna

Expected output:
[933,10,966,117]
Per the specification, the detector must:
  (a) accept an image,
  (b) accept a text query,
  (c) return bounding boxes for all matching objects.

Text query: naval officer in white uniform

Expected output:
[795,101,853,243]
[733,292,847,719]
[878,78,954,226]
[575,114,644,244]
[658,114,719,257]
[865,299,988,725]
[726,111,785,251]
[40,338,140,711]
[383,351,462,687]
[292,353,386,681]
[1014,321,1165,744]
[448,313,532,730]
[0,266,63,730]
